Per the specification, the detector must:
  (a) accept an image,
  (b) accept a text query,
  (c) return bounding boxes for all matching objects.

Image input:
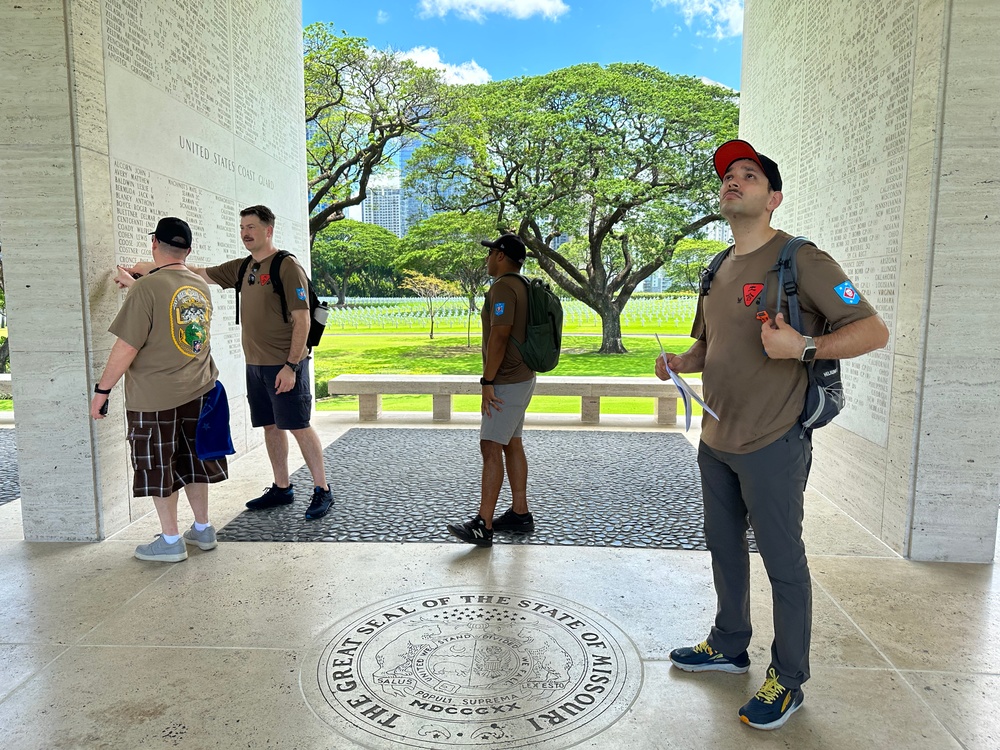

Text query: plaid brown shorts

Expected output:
[126,393,229,498]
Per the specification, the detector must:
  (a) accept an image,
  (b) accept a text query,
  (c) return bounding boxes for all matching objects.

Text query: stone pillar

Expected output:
[0,0,309,541]
[741,0,1000,561]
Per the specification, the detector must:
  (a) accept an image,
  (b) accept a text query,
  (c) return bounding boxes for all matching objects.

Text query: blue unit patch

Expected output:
[834,280,860,305]
[494,302,505,315]
[296,287,307,301]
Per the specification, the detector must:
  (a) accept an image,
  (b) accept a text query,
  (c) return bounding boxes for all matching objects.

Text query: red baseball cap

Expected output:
[713,139,782,191]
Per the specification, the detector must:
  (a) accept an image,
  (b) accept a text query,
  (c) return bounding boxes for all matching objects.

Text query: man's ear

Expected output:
[767,190,784,213]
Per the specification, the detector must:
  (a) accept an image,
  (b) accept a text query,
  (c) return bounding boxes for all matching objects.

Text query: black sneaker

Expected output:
[492,507,535,533]
[305,486,334,520]
[246,484,295,510]
[447,516,493,547]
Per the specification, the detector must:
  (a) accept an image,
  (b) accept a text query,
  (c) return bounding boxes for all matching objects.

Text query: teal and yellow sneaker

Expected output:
[739,667,804,730]
[669,640,750,673]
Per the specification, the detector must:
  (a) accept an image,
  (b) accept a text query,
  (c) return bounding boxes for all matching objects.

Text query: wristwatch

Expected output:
[799,336,817,363]
[479,377,495,386]
[284,361,301,374]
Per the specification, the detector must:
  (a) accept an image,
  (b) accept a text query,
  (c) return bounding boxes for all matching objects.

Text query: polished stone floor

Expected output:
[0,413,997,749]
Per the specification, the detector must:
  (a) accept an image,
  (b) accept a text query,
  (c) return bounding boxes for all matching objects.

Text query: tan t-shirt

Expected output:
[109,268,218,412]
[692,230,878,454]
[481,274,534,384]
[206,252,310,366]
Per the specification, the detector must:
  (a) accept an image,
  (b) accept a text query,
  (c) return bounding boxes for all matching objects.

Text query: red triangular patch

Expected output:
[743,283,764,306]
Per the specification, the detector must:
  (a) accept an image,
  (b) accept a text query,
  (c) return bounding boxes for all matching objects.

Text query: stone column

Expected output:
[740,0,1000,561]
[0,0,309,541]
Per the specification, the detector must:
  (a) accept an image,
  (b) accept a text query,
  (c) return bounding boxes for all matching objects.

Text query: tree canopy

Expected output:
[304,23,443,240]
[406,62,738,352]
[396,210,498,345]
[311,219,399,304]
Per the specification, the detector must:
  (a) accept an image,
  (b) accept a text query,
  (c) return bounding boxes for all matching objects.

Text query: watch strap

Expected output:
[94,384,112,395]
[800,336,817,362]
[284,361,300,373]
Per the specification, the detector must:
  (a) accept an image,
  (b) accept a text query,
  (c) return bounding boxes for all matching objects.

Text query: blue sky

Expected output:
[301,0,744,89]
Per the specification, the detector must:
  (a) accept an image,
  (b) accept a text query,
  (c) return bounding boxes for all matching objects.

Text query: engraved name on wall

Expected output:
[742,0,916,446]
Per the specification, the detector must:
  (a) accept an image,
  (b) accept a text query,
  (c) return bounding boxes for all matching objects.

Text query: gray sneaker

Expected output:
[182,524,218,551]
[134,535,188,563]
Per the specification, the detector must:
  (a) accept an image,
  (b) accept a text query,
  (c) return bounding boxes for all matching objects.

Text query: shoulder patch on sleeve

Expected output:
[296,287,307,301]
[494,301,505,316]
[834,280,859,305]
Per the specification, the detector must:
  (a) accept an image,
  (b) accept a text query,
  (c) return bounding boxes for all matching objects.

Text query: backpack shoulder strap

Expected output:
[775,236,812,333]
[269,251,292,324]
[235,256,254,325]
[699,245,733,296]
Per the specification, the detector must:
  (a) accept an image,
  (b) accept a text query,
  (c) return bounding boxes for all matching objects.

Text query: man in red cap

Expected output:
[656,140,889,729]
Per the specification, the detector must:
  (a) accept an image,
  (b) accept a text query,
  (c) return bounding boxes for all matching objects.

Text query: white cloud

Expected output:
[654,0,743,40]
[699,75,735,90]
[402,46,492,85]
[419,0,569,22]
[376,9,390,23]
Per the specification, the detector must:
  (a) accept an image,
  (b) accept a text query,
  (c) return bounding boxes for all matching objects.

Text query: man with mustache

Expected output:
[125,205,333,520]
[656,140,888,730]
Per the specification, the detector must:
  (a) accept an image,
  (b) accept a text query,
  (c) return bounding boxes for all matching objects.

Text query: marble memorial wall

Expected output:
[741,0,1000,561]
[0,0,309,539]
[742,0,915,447]
[102,0,309,451]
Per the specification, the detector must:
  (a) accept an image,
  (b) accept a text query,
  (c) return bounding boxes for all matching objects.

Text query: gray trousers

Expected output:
[698,425,813,688]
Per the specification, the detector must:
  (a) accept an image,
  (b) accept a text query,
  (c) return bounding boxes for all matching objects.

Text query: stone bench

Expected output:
[327,374,703,426]
[0,374,10,398]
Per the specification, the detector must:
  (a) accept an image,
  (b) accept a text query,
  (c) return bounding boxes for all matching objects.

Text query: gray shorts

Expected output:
[481,378,536,445]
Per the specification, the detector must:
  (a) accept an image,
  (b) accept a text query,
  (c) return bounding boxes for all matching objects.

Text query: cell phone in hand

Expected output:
[99,400,109,416]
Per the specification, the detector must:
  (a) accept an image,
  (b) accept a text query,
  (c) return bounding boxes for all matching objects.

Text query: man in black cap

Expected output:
[91,217,229,562]
[447,233,537,547]
[656,140,888,729]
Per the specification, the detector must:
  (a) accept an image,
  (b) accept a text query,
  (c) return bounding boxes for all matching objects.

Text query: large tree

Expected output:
[304,23,443,240]
[311,219,399,304]
[396,211,496,345]
[406,63,738,352]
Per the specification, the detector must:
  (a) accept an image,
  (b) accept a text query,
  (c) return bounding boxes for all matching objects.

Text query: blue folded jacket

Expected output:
[196,381,235,460]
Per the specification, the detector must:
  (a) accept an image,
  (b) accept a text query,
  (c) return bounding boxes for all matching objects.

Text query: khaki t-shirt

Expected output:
[206,253,310,366]
[692,230,878,454]
[109,268,218,412]
[481,274,534,384]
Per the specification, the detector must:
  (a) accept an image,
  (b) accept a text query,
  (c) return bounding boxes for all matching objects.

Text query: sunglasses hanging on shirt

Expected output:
[247,262,261,286]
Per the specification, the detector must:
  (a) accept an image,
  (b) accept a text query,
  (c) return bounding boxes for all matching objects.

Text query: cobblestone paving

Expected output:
[219,428,745,550]
[0,428,20,507]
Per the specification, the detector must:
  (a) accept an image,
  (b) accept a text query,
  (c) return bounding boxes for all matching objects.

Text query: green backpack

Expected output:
[500,273,564,373]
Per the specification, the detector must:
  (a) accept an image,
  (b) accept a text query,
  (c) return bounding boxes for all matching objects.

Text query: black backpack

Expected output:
[235,251,330,350]
[700,236,844,434]
[499,273,564,373]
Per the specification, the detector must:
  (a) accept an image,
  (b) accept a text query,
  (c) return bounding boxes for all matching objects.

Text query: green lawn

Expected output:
[0,328,702,416]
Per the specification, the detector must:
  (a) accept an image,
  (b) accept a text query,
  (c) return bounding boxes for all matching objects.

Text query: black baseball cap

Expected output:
[480,234,527,263]
[149,217,192,249]
[713,139,783,192]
